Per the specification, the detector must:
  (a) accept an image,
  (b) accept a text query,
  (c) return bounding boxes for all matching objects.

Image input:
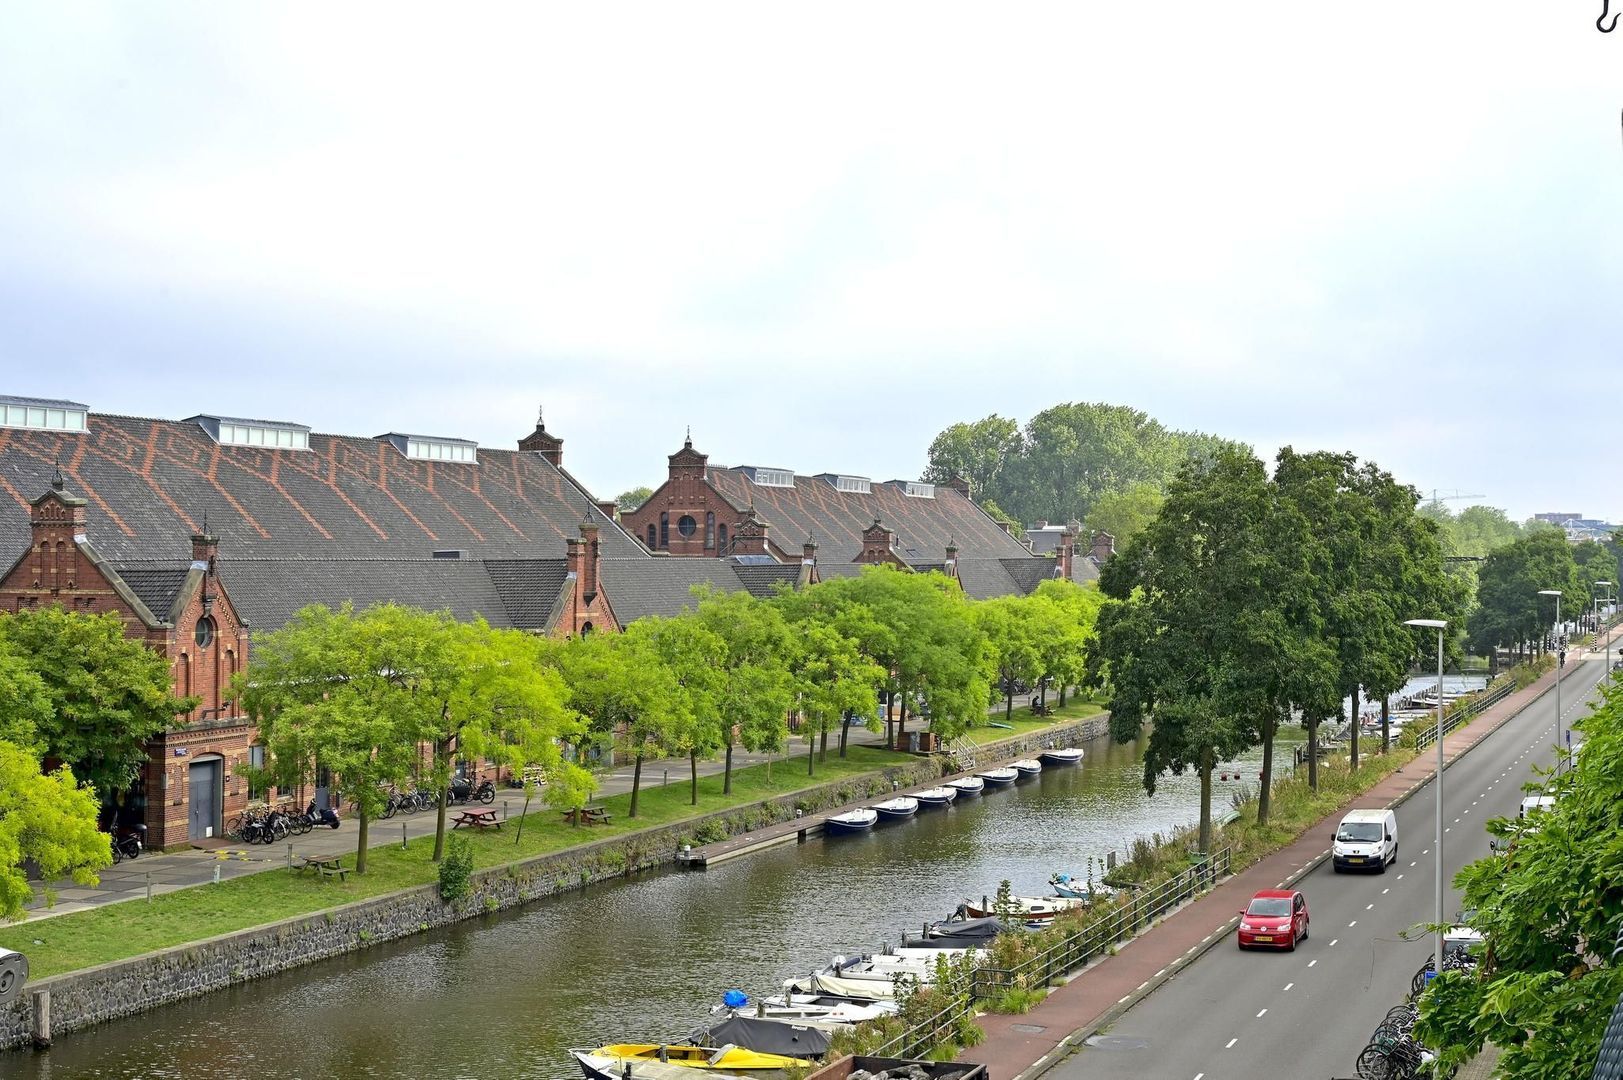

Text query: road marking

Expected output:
[1156,968,1167,977]
[1455,817,1462,822]
[1194,1074,1204,1080]
[1349,920,1357,927]
[1226,1038,1238,1049]
[1257,1008,1268,1018]
[1445,827,1451,833]
[1308,959,1318,967]
[1118,995,1131,1003]
[1366,903,1374,910]
[1283,982,1294,991]
[1410,861,1418,867]
[1330,939,1339,946]
[1382,888,1390,895]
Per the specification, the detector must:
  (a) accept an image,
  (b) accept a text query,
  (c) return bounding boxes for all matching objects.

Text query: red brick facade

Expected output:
[560,519,620,636]
[0,483,253,850]
[621,437,761,559]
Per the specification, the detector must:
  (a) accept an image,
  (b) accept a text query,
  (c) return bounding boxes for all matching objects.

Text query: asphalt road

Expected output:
[1048,655,1611,1080]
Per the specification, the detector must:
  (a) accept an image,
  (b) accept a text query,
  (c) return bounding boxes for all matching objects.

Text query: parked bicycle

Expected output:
[108,823,145,863]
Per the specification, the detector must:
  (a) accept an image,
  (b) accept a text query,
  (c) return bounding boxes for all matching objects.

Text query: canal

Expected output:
[23,725,1303,1080]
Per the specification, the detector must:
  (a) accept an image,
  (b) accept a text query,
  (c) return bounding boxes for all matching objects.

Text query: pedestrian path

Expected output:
[960,629,1620,1080]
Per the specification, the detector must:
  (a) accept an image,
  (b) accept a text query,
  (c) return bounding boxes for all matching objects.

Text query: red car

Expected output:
[1237,889,1309,951]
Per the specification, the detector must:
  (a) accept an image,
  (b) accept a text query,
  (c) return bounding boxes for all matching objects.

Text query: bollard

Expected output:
[503,802,508,820]
[213,863,221,886]
[30,988,50,1049]
[402,823,408,850]
[286,843,293,871]
[145,871,152,904]
[663,769,669,787]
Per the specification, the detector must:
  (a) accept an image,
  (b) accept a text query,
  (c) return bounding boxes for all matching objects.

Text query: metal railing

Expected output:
[1413,682,1514,750]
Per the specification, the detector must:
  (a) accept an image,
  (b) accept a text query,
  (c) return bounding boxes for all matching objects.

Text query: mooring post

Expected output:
[31,987,50,1048]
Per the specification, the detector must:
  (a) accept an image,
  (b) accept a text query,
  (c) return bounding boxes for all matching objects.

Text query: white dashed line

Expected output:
[1397,874,1404,880]
[1257,1008,1268,1018]
[1366,903,1374,910]
[1226,1038,1238,1049]
[1382,888,1390,895]
[1330,939,1339,946]
[1308,959,1318,967]
[1283,982,1295,991]
[1349,920,1358,927]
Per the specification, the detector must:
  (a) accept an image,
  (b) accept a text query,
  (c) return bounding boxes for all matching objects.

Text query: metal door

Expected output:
[188,758,221,840]
[314,764,332,810]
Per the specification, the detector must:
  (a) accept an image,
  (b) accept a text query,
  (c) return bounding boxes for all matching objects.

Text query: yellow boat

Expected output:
[571,1043,815,1080]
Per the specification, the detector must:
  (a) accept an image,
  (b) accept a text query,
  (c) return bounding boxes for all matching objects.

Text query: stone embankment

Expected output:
[1,715,1106,1052]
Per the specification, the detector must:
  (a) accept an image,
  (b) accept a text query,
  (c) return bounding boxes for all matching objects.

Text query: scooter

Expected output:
[447,775,496,806]
[109,823,146,863]
[304,800,341,829]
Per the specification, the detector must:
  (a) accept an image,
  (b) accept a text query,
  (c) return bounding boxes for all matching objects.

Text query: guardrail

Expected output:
[868,848,1235,1058]
[1413,681,1515,750]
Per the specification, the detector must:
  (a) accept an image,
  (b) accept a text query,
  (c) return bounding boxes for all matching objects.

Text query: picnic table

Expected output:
[452,808,501,830]
[292,855,349,882]
[562,805,612,826]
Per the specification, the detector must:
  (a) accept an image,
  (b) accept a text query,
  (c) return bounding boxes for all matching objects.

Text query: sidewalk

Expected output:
[961,632,1620,1080]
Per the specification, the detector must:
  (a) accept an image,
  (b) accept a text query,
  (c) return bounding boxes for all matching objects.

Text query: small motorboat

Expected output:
[871,796,918,821]
[690,1015,833,1058]
[1038,747,1085,767]
[945,776,984,798]
[902,915,1016,948]
[824,808,878,835]
[961,894,1087,922]
[750,993,899,1024]
[913,786,957,808]
[571,1043,814,1080]
[1010,759,1042,778]
[976,767,1018,787]
[1047,872,1116,903]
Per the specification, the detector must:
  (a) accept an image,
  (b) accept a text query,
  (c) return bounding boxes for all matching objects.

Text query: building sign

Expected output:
[173,747,189,757]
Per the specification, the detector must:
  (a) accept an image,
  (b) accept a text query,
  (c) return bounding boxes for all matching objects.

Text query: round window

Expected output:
[677,515,698,538]
[194,616,216,649]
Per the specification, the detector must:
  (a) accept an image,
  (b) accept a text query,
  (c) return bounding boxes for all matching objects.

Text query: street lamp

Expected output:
[1538,590,1565,761]
[1404,617,1448,972]
[1594,581,1614,676]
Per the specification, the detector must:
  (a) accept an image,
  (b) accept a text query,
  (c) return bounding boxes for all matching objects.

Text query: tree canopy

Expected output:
[0,741,112,920]
[1468,531,1583,658]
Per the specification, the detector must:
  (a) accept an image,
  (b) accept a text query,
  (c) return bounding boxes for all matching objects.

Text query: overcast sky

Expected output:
[3,3,1620,522]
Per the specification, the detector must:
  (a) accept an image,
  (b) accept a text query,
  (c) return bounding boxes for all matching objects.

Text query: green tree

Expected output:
[240,603,443,873]
[921,415,1022,504]
[614,486,654,514]
[640,610,727,803]
[1468,532,1582,661]
[1086,481,1164,550]
[1032,578,1103,706]
[0,637,50,752]
[1014,402,1175,526]
[780,621,886,775]
[771,583,891,757]
[0,740,113,920]
[0,608,194,797]
[974,596,1045,722]
[1413,676,1623,1078]
[692,590,795,793]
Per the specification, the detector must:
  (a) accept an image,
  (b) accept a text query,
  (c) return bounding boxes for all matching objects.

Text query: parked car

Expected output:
[1237,889,1309,951]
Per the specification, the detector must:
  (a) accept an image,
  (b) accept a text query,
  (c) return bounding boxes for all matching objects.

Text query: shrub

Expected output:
[438,835,475,903]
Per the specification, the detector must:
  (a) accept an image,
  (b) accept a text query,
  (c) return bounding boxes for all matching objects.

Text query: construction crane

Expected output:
[1425,489,1484,505]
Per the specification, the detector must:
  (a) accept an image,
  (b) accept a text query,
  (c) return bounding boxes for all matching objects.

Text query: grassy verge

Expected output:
[1,745,912,979]
[965,697,1105,744]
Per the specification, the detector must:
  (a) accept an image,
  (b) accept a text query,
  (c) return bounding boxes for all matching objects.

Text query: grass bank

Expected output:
[3,745,914,979]
[964,697,1105,745]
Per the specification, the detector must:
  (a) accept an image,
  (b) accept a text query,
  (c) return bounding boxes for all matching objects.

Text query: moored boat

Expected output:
[976,766,1018,787]
[1047,872,1116,903]
[945,776,984,798]
[571,1043,814,1080]
[690,1015,834,1059]
[961,894,1087,922]
[824,808,878,835]
[1010,759,1042,778]
[1038,747,1084,767]
[903,914,1016,948]
[751,993,900,1024]
[871,796,919,821]
[913,786,957,808]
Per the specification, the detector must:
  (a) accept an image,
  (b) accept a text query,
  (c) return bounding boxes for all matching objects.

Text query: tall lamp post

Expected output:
[1404,617,1448,970]
[1538,590,1565,762]
[1595,581,1614,675]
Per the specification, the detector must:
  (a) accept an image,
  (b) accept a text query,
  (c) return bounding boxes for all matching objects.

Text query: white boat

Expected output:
[945,776,984,797]
[750,994,900,1024]
[976,767,1018,787]
[1010,759,1042,778]
[824,808,878,835]
[870,796,919,821]
[1047,872,1116,903]
[1038,747,1084,766]
[913,786,957,808]
[962,894,1088,922]
[783,950,969,1000]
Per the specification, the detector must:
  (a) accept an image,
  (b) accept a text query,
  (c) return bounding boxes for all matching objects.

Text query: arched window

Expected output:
[581,621,595,637]
[706,511,715,549]
[718,524,728,553]
[646,523,657,550]
[677,514,697,538]
[659,512,669,548]
[178,653,192,699]
[194,616,216,649]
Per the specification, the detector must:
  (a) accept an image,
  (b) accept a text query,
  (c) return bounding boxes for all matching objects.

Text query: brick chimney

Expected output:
[579,516,600,602]
[1057,526,1075,580]
[517,405,564,465]
[191,531,218,568]
[942,475,972,500]
[1090,531,1115,563]
[595,500,618,520]
[944,537,959,581]
[798,535,819,588]
[801,536,818,565]
[856,519,896,564]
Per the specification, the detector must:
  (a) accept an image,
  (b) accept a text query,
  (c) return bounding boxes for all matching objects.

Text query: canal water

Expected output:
[19,726,1300,1080]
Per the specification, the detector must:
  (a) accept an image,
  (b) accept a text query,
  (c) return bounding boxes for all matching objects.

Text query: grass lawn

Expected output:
[964,697,1105,745]
[1,745,911,979]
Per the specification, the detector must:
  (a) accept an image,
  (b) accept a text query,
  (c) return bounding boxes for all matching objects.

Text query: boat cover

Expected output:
[694,1016,833,1058]
[904,916,1009,947]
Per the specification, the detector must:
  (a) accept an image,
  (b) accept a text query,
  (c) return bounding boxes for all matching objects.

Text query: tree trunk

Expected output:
[819,723,829,763]
[1058,683,1068,707]
[1348,685,1360,771]
[724,741,734,795]
[1197,746,1214,855]
[1005,684,1014,722]
[1381,696,1391,754]
[690,749,699,805]
[355,808,370,874]
[432,738,451,863]
[630,751,643,819]
[1257,715,1274,826]
[807,729,816,776]
[898,696,908,742]
[839,713,851,757]
[1306,716,1319,791]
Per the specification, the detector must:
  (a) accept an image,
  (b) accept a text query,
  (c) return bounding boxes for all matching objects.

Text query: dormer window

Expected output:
[818,473,872,495]
[742,467,795,488]
[380,433,478,463]
[1,395,89,433]
[189,414,311,450]
[903,482,936,498]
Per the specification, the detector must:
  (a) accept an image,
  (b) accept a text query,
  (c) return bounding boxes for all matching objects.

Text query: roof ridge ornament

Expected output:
[51,457,64,491]
[1601,0,1619,31]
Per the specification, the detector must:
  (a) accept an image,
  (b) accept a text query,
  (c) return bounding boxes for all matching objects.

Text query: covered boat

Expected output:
[824,808,878,835]
[871,796,918,821]
[961,894,1087,922]
[944,776,984,798]
[902,915,1013,948]
[1010,759,1042,778]
[913,786,957,808]
[571,1043,814,1080]
[976,767,1018,787]
[690,1016,833,1059]
[1038,747,1084,767]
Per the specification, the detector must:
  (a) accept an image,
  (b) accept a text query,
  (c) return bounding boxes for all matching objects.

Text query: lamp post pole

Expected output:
[1595,582,1614,676]
[1405,618,1448,970]
[1539,590,1564,762]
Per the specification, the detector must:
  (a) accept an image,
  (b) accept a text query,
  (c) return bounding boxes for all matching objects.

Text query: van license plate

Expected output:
[1348,857,1364,863]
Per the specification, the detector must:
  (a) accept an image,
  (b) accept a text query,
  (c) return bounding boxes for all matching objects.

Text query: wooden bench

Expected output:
[293,856,349,882]
[452,808,501,830]
[562,806,612,826]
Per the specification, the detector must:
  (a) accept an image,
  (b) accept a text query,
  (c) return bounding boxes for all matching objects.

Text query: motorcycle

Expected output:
[109,823,146,864]
[447,775,496,806]
[305,800,341,829]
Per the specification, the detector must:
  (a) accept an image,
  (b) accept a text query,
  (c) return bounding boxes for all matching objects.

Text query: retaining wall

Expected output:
[1,714,1109,1051]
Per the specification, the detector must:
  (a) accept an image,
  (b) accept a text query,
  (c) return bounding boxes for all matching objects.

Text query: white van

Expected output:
[1518,795,1555,819]
[1332,808,1398,872]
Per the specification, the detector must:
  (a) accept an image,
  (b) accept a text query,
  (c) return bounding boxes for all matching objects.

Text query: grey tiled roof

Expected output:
[218,558,515,632]
[730,563,800,599]
[484,559,571,629]
[955,559,1025,600]
[597,558,750,623]
[1002,557,1060,595]
[0,412,642,564]
[107,562,192,617]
